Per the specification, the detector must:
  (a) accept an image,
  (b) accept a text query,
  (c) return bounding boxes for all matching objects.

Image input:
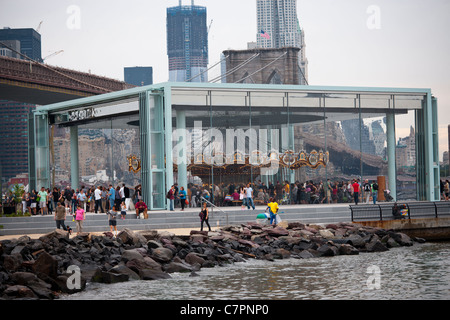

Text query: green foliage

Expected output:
[11,184,25,203]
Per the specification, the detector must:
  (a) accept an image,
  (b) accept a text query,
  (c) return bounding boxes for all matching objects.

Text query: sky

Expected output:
[1,0,450,158]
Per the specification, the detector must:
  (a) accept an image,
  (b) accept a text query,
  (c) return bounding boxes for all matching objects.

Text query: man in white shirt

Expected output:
[94,186,104,213]
[245,183,255,210]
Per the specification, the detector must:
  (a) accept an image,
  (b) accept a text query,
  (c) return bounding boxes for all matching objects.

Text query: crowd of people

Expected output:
[5,184,145,217]
[1,184,149,234]
[167,178,380,210]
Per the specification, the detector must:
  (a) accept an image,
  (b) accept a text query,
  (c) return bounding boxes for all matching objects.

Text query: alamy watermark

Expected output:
[366,5,381,30]
[366,265,381,290]
[66,265,81,290]
[66,5,81,30]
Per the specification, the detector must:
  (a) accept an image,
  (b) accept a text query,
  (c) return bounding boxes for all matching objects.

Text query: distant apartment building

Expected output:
[166,1,208,82]
[0,101,35,181]
[256,0,308,85]
[124,66,153,86]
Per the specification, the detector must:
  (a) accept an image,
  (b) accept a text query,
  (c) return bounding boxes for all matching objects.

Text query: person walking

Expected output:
[352,179,360,205]
[54,201,67,231]
[363,179,371,204]
[167,185,175,211]
[179,186,187,211]
[74,204,85,235]
[266,197,279,225]
[199,202,211,232]
[108,204,119,237]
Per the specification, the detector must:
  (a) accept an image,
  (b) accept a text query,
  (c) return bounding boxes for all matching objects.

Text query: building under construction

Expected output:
[166,0,209,83]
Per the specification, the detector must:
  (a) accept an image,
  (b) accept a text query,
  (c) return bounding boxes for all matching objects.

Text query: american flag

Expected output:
[260,30,270,40]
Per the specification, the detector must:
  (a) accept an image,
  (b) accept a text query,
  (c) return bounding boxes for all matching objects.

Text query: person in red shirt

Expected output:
[135,200,148,219]
[352,179,360,205]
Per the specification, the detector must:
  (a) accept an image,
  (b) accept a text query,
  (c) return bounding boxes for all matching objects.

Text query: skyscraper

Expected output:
[256,0,308,85]
[0,28,41,188]
[0,27,42,62]
[166,0,208,82]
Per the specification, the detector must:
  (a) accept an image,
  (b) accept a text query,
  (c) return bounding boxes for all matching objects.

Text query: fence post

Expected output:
[350,206,354,222]
[406,203,411,220]
[433,202,438,218]
[378,204,382,221]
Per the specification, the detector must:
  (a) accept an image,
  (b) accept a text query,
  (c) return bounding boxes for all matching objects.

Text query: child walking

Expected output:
[108,204,119,237]
[120,201,127,220]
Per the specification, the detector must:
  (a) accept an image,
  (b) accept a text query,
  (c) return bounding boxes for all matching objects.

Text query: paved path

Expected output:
[0,203,352,237]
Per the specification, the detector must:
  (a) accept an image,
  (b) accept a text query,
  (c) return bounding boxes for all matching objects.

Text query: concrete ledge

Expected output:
[356,218,450,241]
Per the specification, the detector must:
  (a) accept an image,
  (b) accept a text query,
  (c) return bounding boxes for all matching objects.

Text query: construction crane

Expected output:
[43,50,64,62]
[36,21,43,33]
[208,19,213,35]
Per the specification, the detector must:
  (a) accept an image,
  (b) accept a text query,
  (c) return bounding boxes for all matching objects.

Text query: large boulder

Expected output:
[33,251,58,279]
[121,249,145,262]
[151,248,174,263]
[389,232,413,246]
[126,256,162,274]
[3,285,38,299]
[164,258,193,273]
[91,269,129,284]
[109,265,140,281]
[185,252,206,266]
[365,236,389,252]
[3,254,23,272]
[39,229,69,243]
[118,228,146,246]
[317,244,339,257]
[139,269,171,280]
[319,229,335,239]
[346,234,366,248]
[339,244,359,255]
[266,227,289,237]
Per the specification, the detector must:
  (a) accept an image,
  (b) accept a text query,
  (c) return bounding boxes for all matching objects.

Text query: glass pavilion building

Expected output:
[29,82,439,210]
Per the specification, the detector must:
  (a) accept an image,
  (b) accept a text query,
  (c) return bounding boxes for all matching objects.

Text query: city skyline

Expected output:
[1,0,449,157]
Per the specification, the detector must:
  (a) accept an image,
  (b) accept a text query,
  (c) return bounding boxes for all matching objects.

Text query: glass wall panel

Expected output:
[360,113,388,203]
[35,113,49,189]
[50,101,141,211]
[395,110,417,200]
[152,171,165,209]
[290,95,327,204]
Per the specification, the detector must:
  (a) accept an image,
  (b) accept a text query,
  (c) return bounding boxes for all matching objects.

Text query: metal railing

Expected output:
[200,196,229,226]
[350,201,450,222]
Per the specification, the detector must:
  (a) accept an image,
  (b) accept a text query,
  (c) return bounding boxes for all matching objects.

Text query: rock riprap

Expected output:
[0,222,424,299]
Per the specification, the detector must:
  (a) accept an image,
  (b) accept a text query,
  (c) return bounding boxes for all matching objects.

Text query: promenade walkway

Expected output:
[0,203,352,238]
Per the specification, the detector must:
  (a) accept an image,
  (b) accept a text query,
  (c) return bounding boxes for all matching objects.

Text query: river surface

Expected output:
[63,241,449,300]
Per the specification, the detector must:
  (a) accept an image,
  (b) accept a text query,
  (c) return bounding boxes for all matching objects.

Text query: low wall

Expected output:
[356,218,450,241]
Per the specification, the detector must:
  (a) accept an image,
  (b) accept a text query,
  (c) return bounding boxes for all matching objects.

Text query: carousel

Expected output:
[172,149,329,184]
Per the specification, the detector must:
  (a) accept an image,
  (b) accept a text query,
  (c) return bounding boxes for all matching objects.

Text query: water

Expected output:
[62,242,450,300]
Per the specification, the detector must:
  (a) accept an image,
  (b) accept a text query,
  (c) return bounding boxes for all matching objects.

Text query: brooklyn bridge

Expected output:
[0,55,134,105]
